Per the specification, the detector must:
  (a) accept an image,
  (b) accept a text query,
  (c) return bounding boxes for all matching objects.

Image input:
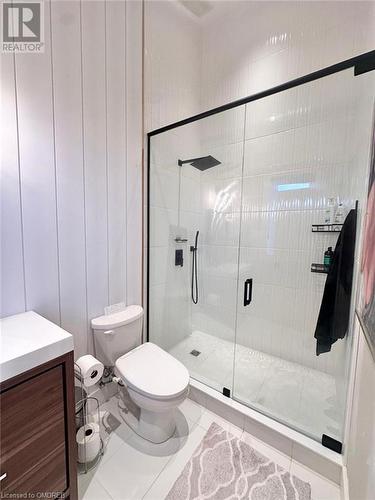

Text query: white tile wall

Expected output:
[0,0,143,358]
[200,1,375,111]
[144,0,202,132]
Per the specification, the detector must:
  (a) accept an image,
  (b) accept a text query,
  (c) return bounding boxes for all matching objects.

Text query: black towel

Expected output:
[314,209,357,355]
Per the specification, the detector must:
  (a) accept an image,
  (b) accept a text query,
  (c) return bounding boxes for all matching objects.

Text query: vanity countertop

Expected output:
[0,311,74,383]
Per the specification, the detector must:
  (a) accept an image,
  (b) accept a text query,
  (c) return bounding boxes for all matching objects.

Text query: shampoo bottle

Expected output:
[324,246,334,267]
[324,197,337,224]
[334,202,346,224]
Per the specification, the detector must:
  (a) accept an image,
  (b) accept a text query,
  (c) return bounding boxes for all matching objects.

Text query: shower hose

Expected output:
[191,230,199,304]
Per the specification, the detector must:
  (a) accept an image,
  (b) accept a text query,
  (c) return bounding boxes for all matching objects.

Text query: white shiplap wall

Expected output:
[0,0,143,358]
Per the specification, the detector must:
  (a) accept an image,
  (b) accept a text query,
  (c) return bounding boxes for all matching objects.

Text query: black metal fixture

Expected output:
[190,350,201,357]
[190,230,199,304]
[175,249,184,267]
[322,434,342,454]
[354,52,375,76]
[243,279,253,306]
[178,155,221,171]
[223,387,231,398]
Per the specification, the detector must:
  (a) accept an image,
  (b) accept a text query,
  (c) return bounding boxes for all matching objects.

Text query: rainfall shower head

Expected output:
[178,155,221,171]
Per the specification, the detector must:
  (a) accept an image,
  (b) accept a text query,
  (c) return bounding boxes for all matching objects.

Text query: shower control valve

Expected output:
[175,249,184,267]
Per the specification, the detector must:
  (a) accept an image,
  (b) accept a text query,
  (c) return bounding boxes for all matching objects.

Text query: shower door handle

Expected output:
[243,279,253,306]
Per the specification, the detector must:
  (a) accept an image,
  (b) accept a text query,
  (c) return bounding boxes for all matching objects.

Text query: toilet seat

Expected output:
[116,342,190,401]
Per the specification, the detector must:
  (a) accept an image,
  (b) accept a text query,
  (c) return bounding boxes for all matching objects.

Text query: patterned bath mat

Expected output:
[166,422,311,500]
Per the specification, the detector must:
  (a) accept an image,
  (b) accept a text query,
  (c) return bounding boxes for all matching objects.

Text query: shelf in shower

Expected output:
[312,224,342,233]
[311,263,330,274]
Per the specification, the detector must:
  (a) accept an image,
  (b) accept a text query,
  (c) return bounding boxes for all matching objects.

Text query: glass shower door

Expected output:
[233,67,375,442]
[149,106,246,394]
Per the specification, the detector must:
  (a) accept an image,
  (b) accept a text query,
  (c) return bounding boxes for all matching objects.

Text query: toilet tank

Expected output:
[91,305,143,366]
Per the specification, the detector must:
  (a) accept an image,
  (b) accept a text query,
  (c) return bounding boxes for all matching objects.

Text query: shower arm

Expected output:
[178,157,208,166]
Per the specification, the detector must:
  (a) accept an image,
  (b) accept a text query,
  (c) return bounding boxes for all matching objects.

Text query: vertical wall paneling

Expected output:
[50,0,87,357]
[106,0,127,306]
[1,0,143,357]
[81,0,109,327]
[14,0,60,324]
[126,0,143,306]
[0,51,26,317]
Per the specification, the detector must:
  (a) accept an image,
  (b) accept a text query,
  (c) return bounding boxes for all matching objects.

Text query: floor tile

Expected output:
[79,391,338,500]
[142,422,207,500]
[290,460,341,500]
[178,397,205,425]
[78,474,113,500]
[94,405,194,500]
[98,398,135,464]
[94,434,170,499]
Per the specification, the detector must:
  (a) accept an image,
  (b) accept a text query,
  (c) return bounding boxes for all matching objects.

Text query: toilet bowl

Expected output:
[116,343,189,443]
[91,307,190,444]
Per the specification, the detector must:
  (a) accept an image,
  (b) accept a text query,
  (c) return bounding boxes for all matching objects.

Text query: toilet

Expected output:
[91,306,190,443]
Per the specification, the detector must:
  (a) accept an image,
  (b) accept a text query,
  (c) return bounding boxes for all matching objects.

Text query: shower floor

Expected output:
[169,331,342,441]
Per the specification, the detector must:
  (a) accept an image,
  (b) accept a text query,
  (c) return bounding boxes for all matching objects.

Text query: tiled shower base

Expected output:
[169,331,343,441]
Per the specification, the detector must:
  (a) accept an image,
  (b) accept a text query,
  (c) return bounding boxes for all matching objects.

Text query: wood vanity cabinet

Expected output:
[0,352,78,499]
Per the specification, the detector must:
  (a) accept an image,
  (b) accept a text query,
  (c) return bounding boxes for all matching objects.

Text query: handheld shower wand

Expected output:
[190,231,199,304]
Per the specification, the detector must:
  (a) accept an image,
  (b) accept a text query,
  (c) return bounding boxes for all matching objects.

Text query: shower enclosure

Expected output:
[147,51,375,448]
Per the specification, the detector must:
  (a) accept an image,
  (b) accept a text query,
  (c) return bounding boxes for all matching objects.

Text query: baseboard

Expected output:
[341,466,350,500]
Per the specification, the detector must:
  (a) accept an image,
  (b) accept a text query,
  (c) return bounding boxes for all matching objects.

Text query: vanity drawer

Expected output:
[0,365,66,495]
[0,353,77,499]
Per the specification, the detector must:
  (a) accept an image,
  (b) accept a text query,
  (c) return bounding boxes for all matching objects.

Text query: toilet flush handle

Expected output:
[104,329,115,336]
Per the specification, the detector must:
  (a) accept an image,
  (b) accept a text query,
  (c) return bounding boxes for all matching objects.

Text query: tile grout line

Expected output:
[94,477,116,500]
[141,416,202,500]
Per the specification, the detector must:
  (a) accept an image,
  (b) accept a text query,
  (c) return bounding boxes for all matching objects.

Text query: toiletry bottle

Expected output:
[334,202,346,224]
[324,246,334,267]
[324,197,337,224]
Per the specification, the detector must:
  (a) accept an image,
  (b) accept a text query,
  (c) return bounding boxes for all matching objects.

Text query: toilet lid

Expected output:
[116,343,190,400]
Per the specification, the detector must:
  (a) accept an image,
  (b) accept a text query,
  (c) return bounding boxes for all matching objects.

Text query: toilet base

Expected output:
[138,408,176,443]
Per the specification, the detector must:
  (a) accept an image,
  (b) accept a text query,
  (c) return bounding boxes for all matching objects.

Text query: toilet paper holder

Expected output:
[74,363,104,474]
[74,354,104,387]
